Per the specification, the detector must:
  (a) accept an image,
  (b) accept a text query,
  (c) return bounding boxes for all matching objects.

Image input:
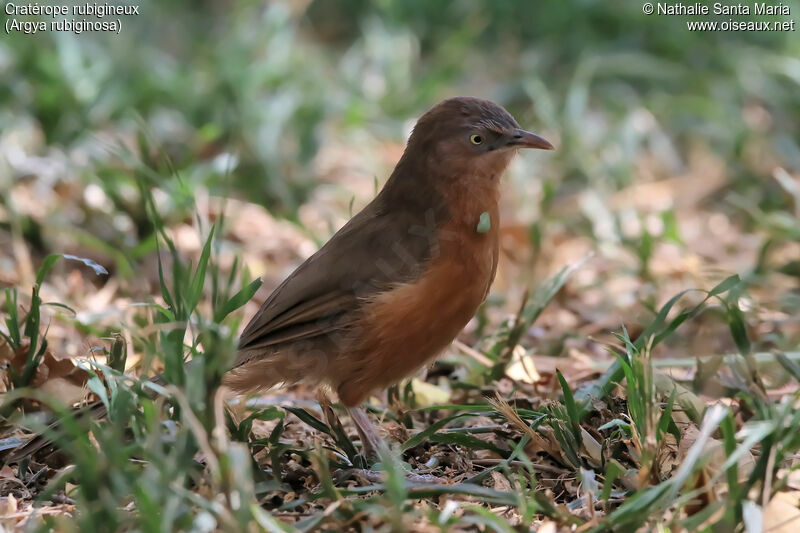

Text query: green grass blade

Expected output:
[214,277,262,322]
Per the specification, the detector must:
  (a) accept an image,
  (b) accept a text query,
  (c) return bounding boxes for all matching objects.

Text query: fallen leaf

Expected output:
[410,378,450,407]
[764,492,800,532]
[490,471,513,491]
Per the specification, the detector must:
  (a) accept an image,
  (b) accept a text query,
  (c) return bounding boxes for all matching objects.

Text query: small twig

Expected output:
[763,443,777,509]
[453,340,493,366]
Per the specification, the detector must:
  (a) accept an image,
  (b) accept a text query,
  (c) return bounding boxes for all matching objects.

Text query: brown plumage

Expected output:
[6,96,553,464]
[227,96,553,408]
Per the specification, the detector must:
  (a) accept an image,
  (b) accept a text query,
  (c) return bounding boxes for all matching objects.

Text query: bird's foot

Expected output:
[337,406,444,484]
[334,468,444,485]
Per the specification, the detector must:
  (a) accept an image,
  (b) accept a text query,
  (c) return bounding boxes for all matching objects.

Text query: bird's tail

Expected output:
[4,400,109,463]
[4,372,169,464]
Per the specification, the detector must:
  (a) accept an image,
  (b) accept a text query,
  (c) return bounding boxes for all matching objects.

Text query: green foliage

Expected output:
[2,202,267,530]
[486,255,590,380]
[576,275,744,407]
[1,0,799,529]
[1,253,106,395]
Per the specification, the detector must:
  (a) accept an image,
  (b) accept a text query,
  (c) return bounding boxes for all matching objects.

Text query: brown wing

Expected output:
[236,194,442,362]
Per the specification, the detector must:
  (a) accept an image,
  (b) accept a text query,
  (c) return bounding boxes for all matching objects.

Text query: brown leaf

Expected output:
[490,471,513,492]
[764,491,800,533]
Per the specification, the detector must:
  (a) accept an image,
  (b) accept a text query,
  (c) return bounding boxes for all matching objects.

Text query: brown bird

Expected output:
[226,96,553,455]
[7,96,552,463]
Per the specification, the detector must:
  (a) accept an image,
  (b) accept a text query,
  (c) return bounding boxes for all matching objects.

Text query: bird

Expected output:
[225,96,553,456]
[7,96,553,462]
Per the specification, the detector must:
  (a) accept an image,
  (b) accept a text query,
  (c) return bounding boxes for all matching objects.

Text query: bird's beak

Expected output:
[507,129,555,150]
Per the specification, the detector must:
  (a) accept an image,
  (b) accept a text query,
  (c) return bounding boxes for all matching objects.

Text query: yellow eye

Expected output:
[470,134,483,145]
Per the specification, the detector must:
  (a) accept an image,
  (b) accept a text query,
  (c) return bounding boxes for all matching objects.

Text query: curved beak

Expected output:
[507,129,554,150]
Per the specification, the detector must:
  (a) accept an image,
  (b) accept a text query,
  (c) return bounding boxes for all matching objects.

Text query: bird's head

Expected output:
[405,96,554,182]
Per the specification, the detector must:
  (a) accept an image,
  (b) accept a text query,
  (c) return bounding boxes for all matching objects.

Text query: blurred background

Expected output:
[1,0,799,374]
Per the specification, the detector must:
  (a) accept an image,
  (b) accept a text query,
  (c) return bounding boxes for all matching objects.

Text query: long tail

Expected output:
[4,351,291,464]
[4,400,109,463]
[4,372,168,464]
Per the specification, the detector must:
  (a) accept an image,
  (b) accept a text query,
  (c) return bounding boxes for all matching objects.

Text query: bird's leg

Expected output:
[346,405,384,461]
[339,405,443,485]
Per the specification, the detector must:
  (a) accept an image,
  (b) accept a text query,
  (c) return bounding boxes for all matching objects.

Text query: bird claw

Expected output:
[334,468,445,485]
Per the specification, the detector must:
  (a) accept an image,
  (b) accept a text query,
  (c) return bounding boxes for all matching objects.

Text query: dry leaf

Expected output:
[764,491,800,532]
[410,378,450,407]
[490,471,513,492]
[506,345,541,384]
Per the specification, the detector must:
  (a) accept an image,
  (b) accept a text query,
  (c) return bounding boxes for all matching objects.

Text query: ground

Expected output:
[1,2,799,531]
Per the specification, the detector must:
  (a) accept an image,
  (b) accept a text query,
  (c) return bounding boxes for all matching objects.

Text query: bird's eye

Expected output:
[470,134,483,145]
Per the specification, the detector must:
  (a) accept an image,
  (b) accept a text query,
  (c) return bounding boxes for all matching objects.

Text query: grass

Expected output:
[1,209,796,530]
[1,0,799,531]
